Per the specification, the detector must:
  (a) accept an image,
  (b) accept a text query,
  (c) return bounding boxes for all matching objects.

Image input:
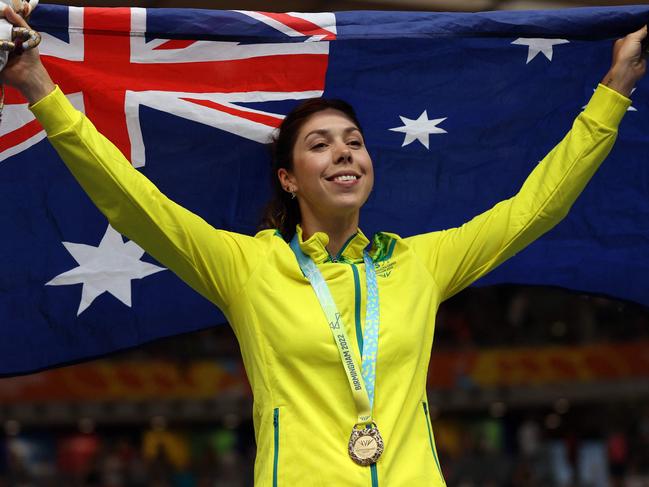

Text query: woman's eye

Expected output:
[311,143,327,150]
[348,140,362,148]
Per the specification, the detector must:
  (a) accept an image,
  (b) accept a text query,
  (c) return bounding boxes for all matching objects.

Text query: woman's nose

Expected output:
[335,142,352,164]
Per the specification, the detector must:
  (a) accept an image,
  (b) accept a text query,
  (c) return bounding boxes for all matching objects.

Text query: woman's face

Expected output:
[279,108,374,222]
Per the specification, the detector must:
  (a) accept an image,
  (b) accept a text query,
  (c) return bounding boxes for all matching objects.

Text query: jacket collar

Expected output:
[295,224,370,264]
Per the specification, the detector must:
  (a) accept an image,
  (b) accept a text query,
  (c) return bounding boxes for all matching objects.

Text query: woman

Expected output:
[2,7,646,486]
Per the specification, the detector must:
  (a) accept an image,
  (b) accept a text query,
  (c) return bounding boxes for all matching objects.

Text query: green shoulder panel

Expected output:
[371,232,400,262]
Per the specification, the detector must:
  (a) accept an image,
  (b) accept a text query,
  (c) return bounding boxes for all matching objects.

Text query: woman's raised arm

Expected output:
[405,26,647,301]
[0,7,264,311]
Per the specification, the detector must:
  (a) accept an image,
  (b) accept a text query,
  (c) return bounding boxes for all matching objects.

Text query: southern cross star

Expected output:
[511,38,570,64]
[46,224,166,316]
[389,110,447,149]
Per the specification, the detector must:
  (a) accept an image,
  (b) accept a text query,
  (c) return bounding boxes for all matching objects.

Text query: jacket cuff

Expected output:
[29,85,82,137]
[583,84,631,129]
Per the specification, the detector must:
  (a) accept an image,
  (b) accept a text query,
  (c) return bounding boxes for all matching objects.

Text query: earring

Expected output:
[290,191,296,199]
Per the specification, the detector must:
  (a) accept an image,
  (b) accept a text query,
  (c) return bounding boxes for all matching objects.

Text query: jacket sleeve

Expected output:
[404,84,631,301]
[30,86,263,311]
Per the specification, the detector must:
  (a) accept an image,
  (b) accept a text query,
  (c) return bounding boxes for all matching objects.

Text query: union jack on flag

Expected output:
[1,7,335,165]
[1,4,649,375]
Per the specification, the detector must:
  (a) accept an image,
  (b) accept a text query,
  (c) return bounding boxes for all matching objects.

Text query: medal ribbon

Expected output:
[290,234,380,425]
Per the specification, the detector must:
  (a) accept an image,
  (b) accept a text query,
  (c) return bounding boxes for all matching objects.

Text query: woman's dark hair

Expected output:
[259,98,364,241]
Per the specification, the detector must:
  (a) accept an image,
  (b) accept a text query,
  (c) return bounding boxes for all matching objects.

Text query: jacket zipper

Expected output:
[273,408,280,487]
[351,264,379,487]
[422,402,443,477]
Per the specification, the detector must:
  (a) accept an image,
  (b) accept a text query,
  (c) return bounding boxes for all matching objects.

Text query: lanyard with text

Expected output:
[290,234,384,466]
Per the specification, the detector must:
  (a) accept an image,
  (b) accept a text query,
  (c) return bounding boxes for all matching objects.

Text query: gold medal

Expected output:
[348,422,384,466]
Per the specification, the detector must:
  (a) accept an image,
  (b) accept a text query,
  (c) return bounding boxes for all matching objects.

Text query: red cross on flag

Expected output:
[0,7,335,166]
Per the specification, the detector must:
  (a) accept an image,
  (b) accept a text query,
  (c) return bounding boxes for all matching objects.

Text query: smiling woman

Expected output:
[0,3,647,485]
[285,112,372,235]
[261,98,374,257]
[261,98,374,255]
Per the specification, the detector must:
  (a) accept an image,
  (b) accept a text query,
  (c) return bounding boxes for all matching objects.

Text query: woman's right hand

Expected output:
[601,25,648,98]
[0,6,54,104]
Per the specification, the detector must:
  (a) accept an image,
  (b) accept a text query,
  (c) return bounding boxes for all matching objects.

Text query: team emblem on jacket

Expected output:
[375,260,396,278]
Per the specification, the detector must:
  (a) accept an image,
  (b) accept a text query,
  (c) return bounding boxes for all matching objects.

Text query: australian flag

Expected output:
[1,5,648,375]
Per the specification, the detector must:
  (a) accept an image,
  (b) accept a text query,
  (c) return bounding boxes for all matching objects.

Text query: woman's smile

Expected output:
[325,171,362,187]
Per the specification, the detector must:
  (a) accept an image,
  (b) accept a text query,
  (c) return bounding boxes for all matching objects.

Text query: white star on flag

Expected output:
[46,224,166,316]
[389,110,447,149]
[512,38,570,63]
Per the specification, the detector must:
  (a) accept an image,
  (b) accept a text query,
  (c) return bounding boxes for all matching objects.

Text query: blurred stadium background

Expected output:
[2,1,649,486]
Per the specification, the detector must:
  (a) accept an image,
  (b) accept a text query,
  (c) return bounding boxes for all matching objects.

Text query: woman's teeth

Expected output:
[334,175,358,182]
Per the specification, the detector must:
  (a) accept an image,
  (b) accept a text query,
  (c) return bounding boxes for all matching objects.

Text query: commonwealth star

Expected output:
[47,224,166,316]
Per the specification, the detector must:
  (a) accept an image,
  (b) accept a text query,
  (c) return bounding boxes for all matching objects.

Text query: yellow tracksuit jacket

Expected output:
[31,84,629,486]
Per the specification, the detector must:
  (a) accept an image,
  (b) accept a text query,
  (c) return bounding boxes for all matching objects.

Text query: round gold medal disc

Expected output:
[348,423,384,466]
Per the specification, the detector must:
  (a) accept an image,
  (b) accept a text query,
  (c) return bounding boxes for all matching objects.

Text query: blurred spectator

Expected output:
[607,429,629,487]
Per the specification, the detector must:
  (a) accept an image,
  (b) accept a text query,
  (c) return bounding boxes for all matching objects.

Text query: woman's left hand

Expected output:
[601,25,647,97]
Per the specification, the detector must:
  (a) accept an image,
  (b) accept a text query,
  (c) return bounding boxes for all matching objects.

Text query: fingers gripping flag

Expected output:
[0,5,648,374]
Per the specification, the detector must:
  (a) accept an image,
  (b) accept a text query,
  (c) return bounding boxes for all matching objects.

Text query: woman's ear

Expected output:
[277,168,297,193]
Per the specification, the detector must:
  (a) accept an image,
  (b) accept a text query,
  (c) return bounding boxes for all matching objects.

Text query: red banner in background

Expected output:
[428,342,649,389]
[1,341,648,402]
[0,360,248,403]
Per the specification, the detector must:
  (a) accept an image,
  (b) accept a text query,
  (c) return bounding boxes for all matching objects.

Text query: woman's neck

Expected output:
[300,212,359,258]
